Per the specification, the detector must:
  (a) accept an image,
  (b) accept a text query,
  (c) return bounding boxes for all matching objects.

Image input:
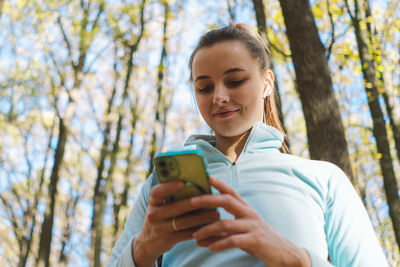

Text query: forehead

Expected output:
[192,40,260,77]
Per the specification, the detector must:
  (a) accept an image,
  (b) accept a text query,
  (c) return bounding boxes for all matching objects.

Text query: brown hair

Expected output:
[188,23,289,153]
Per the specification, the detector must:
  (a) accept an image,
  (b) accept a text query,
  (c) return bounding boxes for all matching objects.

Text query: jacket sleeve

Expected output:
[306,250,334,267]
[324,164,388,267]
[106,174,154,267]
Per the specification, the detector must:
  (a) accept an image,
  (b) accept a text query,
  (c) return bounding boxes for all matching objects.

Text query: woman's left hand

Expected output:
[190,177,311,267]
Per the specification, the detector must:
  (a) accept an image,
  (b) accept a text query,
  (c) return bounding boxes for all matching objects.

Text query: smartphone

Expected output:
[154,149,212,203]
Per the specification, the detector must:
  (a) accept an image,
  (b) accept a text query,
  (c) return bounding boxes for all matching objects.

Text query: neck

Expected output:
[215,129,251,163]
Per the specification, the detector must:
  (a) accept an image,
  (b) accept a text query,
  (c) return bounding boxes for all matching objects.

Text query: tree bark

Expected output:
[252,0,291,152]
[278,0,355,183]
[345,0,400,248]
[37,118,67,267]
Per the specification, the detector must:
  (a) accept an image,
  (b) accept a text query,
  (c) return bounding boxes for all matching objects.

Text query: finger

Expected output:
[172,229,197,243]
[207,233,252,252]
[149,181,185,206]
[176,210,220,231]
[193,219,248,241]
[190,193,249,218]
[149,197,208,221]
[146,210,211,238]
[209,177,247,205]
[196,235,226,247]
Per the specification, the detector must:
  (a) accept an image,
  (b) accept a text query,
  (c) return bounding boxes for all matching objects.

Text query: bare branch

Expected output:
[267,37,291,58]
[83,41,113,74]
[227,0,236,23]
[344,0,355,22]
[0,194,23,250]
[128,0,147,51]
[57,16,75,68]
[325,0,335,59]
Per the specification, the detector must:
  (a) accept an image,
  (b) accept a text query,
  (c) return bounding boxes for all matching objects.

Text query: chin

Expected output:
[213,125,253,138]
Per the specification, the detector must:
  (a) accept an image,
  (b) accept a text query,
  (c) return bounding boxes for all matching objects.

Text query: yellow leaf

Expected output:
[354,66,362,73]
[376,153,382,159]
[313,5,324,19]
[365,82,373,88]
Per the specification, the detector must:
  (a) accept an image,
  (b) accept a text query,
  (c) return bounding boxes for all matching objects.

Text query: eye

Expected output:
[228,79,245,87]
[197,85,213,94]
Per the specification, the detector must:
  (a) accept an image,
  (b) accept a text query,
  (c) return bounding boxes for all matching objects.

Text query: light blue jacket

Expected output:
[107,122,388,267]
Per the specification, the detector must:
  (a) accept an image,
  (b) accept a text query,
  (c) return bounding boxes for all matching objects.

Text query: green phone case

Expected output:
[154,150,212,202]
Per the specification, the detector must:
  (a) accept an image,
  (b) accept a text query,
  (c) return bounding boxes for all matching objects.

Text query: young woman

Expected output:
[107,24,388,267]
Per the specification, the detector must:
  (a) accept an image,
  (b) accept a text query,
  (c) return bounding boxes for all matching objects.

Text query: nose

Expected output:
[212,84,229,105]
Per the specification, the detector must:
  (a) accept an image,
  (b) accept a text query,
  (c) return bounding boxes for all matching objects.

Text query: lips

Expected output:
[213,108,240,118]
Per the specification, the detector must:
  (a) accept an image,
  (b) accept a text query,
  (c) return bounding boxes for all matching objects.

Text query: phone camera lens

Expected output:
[158,160,166,168]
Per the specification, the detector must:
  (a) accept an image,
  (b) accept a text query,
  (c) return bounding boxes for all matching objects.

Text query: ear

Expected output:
[262,69,275,98]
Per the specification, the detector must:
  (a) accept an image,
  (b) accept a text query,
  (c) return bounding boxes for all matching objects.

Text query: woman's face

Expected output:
[191,40,273,138]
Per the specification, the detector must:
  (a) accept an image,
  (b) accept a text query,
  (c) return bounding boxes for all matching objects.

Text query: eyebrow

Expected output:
[194,67,245,82]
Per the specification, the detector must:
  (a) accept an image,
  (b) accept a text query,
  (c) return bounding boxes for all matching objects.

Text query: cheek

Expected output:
[195,95,210,115]
[235,90,261,104]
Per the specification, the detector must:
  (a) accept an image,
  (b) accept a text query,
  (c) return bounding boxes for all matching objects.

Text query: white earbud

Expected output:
[263,82,271,99]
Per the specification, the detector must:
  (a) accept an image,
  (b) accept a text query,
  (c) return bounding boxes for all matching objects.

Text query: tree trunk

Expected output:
[381,87,400,162]
[364,0,400,162]
[91,49,133,267]
[58,194,79,266]
[252,0,291,152]
[90,2,146,265]
[147,1,171,178]
[91,57,119,267]
[345,0,400,248]
[37,118,67,267]
[19,120,56,267]
[278,0,355,184]
[112,110,138,245]
[36,2,104,265]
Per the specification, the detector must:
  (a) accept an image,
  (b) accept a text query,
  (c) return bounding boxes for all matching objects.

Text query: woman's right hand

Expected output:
[132,181,220,267]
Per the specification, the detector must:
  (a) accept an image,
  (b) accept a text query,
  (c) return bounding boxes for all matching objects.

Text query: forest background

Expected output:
[0,0,399,266]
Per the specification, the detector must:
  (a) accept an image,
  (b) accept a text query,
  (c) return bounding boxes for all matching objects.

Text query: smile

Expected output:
[213,108,240,118]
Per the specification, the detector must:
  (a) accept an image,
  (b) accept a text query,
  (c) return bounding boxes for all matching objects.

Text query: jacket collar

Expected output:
[184,122,283,163]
